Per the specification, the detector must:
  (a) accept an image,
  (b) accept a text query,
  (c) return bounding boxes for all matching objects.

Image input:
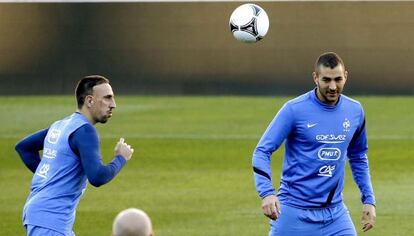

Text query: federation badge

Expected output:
[343,118,351,132]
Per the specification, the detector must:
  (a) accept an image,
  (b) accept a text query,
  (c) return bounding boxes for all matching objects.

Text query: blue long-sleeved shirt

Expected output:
[15,119,126,187]
[15,112,127,234]
[253,89,375,208]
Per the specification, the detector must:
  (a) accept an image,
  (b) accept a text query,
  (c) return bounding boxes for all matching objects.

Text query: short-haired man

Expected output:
[15,75,134,236]
[253,52,376,235]
[112,208,154,236]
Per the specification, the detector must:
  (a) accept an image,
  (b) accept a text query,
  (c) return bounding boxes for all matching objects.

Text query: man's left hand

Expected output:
[361,204,376,232]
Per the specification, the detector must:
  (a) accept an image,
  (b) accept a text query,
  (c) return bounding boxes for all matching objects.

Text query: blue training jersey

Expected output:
[23,113,93,234]
[253,89,375,208]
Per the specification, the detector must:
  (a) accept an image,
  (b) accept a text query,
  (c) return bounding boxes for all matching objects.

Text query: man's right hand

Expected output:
[261,195,281,220]
[115,138,134,161]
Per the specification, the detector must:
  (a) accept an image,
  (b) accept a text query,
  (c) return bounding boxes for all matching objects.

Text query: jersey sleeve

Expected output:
[15,128,49,173]
[252,103,294,198]
[69,124,126,187]
[347,108,376,205]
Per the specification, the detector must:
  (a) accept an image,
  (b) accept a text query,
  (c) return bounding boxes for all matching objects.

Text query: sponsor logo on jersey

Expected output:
[307,123,318,128]
[343,118,351,132]
[36,163,50,178]
[47,129,61,144]
[318,165,336,177]
[43,148,57,159]
[318,148,341,161]
[315,134,346,144]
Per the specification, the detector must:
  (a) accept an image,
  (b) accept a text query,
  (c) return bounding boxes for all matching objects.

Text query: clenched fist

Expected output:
[115,138,134,161]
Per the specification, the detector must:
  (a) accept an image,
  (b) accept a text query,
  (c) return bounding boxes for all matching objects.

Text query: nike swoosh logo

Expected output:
[307,123,318,128]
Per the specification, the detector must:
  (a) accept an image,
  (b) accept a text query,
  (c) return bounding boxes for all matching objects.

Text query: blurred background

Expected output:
[1,1,413,96]
[1,2,414,235]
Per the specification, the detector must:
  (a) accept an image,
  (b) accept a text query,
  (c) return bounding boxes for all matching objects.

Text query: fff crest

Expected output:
[343,118,351,132]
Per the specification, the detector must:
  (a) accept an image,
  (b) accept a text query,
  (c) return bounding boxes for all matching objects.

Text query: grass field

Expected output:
[0,95,413,235]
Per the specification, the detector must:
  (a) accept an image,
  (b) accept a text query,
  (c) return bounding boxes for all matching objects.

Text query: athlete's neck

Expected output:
[77,109,96,125]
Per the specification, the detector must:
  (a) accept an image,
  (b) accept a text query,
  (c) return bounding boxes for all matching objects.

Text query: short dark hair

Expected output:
[314,52,345,73]
[75,75,109,109]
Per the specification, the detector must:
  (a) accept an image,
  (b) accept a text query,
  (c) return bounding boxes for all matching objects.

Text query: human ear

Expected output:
[85,95,94,108]
[312,72,318,86]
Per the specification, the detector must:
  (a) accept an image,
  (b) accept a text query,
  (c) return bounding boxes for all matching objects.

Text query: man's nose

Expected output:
[328,81,337,91]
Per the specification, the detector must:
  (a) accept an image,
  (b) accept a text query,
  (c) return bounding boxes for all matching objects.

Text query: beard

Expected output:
[316,83,340,105]
[95,115,109,124]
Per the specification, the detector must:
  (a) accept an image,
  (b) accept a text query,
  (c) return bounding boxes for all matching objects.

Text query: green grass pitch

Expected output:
[0,96,413,235]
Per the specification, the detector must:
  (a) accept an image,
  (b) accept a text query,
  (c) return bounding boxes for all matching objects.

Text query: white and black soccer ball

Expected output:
[229,3,269,43]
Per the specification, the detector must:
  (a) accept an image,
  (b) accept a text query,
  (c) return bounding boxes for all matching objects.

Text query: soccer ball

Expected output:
[229,3,269,43]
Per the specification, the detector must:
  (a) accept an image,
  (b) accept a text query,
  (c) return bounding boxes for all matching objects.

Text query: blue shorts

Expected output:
[25,225,75,236]
[269,203,356,236]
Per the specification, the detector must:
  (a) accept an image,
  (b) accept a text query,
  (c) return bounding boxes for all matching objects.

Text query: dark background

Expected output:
[1,2,413,95]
